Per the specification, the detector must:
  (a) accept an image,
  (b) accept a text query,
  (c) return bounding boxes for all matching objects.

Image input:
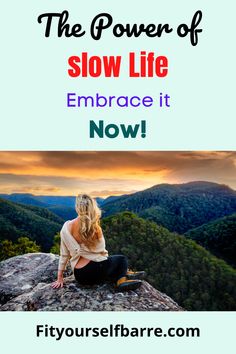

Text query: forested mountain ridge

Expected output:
[0,198,63,251]
[0,193,49,207]
[185,213,236,267]
[102,181,236,233]
[0,193,103,220]
[2,181,236,231]
[1,193,236,310]
[0,194,75,207]
[101,212,236,311]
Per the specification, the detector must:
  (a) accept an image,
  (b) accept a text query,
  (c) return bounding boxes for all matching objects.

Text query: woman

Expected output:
[52,194,145,291]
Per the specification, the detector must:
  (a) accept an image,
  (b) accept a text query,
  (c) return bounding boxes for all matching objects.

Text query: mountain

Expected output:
[0,198,63,251]
[46,205,77,220]
[0,193,48,207]
[0,194,76,220]
[101,212,236,311]
[185,213,236,267]
[33,195,76,207]
[95,197,105,206]
[102,181,236,233]
[101,195,126,206]
[0,193,76,207]
[1,195,236,310]
[0,194,105,220]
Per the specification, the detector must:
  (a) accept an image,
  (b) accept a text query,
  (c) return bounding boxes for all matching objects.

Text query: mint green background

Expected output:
[0,0,235,150]
[0,312,235,353]
[0,0,236,352]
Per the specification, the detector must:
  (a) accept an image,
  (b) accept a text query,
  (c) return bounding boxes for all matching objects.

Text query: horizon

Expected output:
[0,151,235,196]
[0,180,235,198]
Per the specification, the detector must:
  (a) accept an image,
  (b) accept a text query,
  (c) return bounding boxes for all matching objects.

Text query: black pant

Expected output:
[74,255,128,285]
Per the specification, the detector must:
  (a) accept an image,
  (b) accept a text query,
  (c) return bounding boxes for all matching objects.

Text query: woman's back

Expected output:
[68,218,82,244]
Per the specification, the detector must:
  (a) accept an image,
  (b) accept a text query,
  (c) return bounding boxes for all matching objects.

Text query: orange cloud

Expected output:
[0,151,235,195]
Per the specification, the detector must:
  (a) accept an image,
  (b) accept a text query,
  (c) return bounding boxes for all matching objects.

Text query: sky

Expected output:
[0,151,235,197]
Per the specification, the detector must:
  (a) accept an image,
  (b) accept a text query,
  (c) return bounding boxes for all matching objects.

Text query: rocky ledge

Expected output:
[0,253,183,311]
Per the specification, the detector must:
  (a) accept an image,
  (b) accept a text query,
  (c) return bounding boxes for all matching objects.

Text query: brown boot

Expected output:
[126,270,146,280]
[116,276,142,291]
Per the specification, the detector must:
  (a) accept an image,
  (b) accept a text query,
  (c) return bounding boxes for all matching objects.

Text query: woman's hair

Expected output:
[75,194,102,249]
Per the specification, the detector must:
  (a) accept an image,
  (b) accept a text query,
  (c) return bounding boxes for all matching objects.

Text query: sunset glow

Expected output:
[0,151,235,196]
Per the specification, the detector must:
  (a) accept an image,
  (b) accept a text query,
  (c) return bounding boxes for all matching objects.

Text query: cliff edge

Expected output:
[0,253,183,311]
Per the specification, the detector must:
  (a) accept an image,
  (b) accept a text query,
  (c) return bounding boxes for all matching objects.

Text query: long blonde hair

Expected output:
[75,194,102,249]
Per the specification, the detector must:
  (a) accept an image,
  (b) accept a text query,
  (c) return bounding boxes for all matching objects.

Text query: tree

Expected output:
[0,237,41,261]
[50,233,60,254]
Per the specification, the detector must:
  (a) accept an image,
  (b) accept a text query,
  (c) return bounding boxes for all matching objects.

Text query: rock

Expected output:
[0,253,72,305]
[0,253,184,311]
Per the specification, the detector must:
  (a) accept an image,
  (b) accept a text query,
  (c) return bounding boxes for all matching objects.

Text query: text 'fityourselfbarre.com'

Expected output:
[37,10,203,139]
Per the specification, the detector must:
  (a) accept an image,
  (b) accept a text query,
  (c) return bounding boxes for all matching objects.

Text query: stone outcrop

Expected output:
[0,253,184,311]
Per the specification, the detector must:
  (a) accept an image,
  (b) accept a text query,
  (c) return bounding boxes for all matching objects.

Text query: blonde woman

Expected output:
[52,194,145,291]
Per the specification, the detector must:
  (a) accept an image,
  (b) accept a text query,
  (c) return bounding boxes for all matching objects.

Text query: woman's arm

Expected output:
[52,235,70,288]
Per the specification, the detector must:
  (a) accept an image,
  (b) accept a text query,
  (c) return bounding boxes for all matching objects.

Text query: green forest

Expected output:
[102,181,236,233]
[0,198,63,252]
[0,181,236,311]
[185,213,236,267]
[101,212,236,311]
[0,237,40,261]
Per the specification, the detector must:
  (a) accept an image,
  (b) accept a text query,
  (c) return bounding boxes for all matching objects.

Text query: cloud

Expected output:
[0,151,235,195]
[12,186,61,194]
[90,190,137,197]
[0,173,146,196]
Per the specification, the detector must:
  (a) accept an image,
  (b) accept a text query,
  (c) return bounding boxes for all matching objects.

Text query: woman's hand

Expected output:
[52,270,64,288]
[51,278,64,288]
